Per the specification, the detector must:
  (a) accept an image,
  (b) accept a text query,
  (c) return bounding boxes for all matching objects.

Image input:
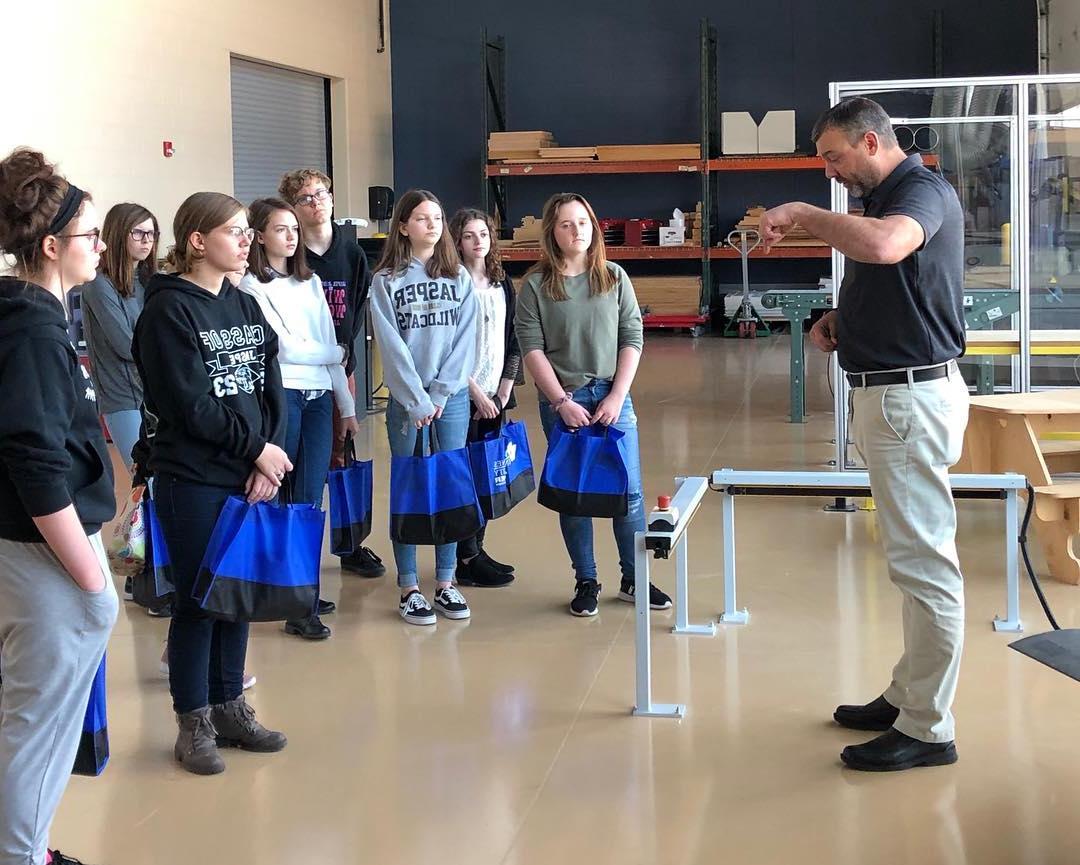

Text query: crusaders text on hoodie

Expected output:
[369,258,477,423]
[0,277,116,541]
[133,273,287,488]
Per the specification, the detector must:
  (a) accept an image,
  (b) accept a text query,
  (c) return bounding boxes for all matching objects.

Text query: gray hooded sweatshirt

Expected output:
[369,258,477,422]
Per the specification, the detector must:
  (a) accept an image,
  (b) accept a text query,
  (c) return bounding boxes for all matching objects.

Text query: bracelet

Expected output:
[552,392,574,409]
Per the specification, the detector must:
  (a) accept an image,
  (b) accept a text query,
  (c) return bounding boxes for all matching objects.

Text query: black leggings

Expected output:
[457,405,501,561]
[155,476,248,714]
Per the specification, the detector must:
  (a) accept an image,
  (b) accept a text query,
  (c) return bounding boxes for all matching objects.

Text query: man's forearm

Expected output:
[791,203,901,264]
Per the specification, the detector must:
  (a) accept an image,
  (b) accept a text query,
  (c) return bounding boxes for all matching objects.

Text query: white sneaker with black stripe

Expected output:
[433,585,471,620]
[399,590,437,626]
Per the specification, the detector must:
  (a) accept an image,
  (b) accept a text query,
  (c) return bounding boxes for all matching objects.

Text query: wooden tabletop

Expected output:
[969,389,1080,415]
[966,329,1080,346]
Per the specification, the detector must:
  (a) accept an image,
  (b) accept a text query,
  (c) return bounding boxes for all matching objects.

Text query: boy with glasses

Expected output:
[278,169,384,578]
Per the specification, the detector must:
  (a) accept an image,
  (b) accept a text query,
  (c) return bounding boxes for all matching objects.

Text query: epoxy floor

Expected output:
[53,334,1080,865]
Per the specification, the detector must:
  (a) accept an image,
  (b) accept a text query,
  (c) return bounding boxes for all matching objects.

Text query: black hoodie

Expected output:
[0,277,116,541]
[305,222,370,376]
[133,273,287,488]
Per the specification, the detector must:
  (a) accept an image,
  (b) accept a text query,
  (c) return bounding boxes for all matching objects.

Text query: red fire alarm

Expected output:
[162,141,175,158]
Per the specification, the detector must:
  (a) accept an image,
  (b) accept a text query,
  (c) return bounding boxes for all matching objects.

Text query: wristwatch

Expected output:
[552,392,575,409]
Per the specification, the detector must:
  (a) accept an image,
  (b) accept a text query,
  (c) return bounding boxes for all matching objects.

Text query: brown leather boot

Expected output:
[174,706,225,775]
[210,695,287,752]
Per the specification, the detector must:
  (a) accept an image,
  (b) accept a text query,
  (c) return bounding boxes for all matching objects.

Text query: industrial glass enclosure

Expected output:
[829,74,1080,470]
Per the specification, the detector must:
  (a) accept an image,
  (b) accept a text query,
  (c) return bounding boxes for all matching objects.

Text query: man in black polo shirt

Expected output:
[761,97,969,772]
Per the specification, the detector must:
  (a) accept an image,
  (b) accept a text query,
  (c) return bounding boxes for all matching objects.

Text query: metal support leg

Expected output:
[977,355,995,395]
[993,488,1024,632]
[633,532,684,718]
[719,492,749,625]
[788,312,808,423]
[671,531,716,636]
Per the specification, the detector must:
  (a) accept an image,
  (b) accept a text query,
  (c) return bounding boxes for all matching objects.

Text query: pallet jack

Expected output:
[722,229,771,339]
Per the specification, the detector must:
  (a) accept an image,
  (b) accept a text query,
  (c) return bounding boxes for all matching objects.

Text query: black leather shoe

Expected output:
[317,598,336,616]
[340,546,386,577]
[456,556,514,588]
[833,694,899,731]
[284,615,331,640]
[841,728,957,772]
[478,549,514,574]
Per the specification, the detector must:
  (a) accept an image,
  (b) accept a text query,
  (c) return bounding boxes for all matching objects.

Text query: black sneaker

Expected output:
[478,549,515,574]
[146,597,173,618]
[49,851,91,865]
[618,579,672,610]
[399,590,436,626]
[123,575,134,601]
[456,556,514,588]
[340,546,386,577]
[570,580,601,617]
[284,614,331,640]
[433,585,471,619]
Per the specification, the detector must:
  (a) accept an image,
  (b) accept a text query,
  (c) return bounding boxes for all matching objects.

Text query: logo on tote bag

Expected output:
[491,441,518,489]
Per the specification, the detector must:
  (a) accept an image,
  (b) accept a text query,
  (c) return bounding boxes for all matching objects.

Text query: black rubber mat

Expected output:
[1010,629,1080,682]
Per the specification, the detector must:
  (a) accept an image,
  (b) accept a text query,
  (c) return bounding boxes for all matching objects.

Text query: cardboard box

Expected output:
[659,226,686,246]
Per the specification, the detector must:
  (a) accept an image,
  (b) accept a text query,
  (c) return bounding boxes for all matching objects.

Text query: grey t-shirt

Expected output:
[80,271,144,413]
[515,262,644,392]
[837,155,965,374]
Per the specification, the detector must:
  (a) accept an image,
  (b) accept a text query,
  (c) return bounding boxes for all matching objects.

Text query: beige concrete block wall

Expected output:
[1051,0,1080,71]
[1,0,393,251]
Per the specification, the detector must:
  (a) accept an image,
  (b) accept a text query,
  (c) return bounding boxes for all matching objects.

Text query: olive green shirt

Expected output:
[514,262,643,391]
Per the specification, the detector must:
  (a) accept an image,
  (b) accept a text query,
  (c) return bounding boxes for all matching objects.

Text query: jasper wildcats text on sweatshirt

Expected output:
[369,258,477,422]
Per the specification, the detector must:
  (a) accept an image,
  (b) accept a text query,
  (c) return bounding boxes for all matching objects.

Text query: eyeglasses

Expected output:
[221,226,256,241]
[129,228,158,243]
[59,228,103,251]
[294,189,332,208]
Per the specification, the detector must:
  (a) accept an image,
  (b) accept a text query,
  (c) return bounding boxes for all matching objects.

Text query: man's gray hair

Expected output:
[811,97,899,148]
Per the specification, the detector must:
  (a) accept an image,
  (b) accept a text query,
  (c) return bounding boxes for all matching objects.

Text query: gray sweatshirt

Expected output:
[370,258,477,422]
[79,271,145,413]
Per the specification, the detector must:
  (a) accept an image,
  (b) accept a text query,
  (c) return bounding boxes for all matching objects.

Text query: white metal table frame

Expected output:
[632,470,1026,719]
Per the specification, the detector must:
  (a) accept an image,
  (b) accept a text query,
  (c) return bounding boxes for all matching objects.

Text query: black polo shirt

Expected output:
[836,154,965,374]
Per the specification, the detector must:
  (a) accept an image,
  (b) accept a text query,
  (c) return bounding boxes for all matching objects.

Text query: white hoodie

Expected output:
[238,272,355,417]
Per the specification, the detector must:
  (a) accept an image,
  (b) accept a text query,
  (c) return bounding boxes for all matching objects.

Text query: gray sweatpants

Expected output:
[0,532,118,865]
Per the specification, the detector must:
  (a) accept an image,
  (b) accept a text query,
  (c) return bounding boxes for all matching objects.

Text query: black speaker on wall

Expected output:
[369,186,394,220]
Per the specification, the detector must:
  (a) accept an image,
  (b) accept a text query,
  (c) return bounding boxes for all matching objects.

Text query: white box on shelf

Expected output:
[758,110,796,154]
[659,227,686,246]
[722,112,758,154]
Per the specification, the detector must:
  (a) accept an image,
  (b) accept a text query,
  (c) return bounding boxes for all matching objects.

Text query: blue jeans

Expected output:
[154,476,248,714]
[103,409,142,475]
[386,390,470,589]
[538,379,644,583]
[283,389,334,506]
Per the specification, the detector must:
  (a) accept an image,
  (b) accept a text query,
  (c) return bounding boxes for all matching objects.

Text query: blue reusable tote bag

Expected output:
[390,423,485,545]
[538,420,630,518]
[328,432,374,555]
[132,493,174,608]
[192,481,324,623]
[467,413,535,520]
[71,654,109,777]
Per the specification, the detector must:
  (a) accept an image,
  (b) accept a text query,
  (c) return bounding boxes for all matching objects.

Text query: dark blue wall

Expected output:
[389,1,1035,288]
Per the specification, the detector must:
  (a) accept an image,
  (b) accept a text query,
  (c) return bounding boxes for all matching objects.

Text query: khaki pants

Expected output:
[850,363,969,743]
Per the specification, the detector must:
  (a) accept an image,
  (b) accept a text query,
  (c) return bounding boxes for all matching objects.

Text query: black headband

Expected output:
[47,183,85,235]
